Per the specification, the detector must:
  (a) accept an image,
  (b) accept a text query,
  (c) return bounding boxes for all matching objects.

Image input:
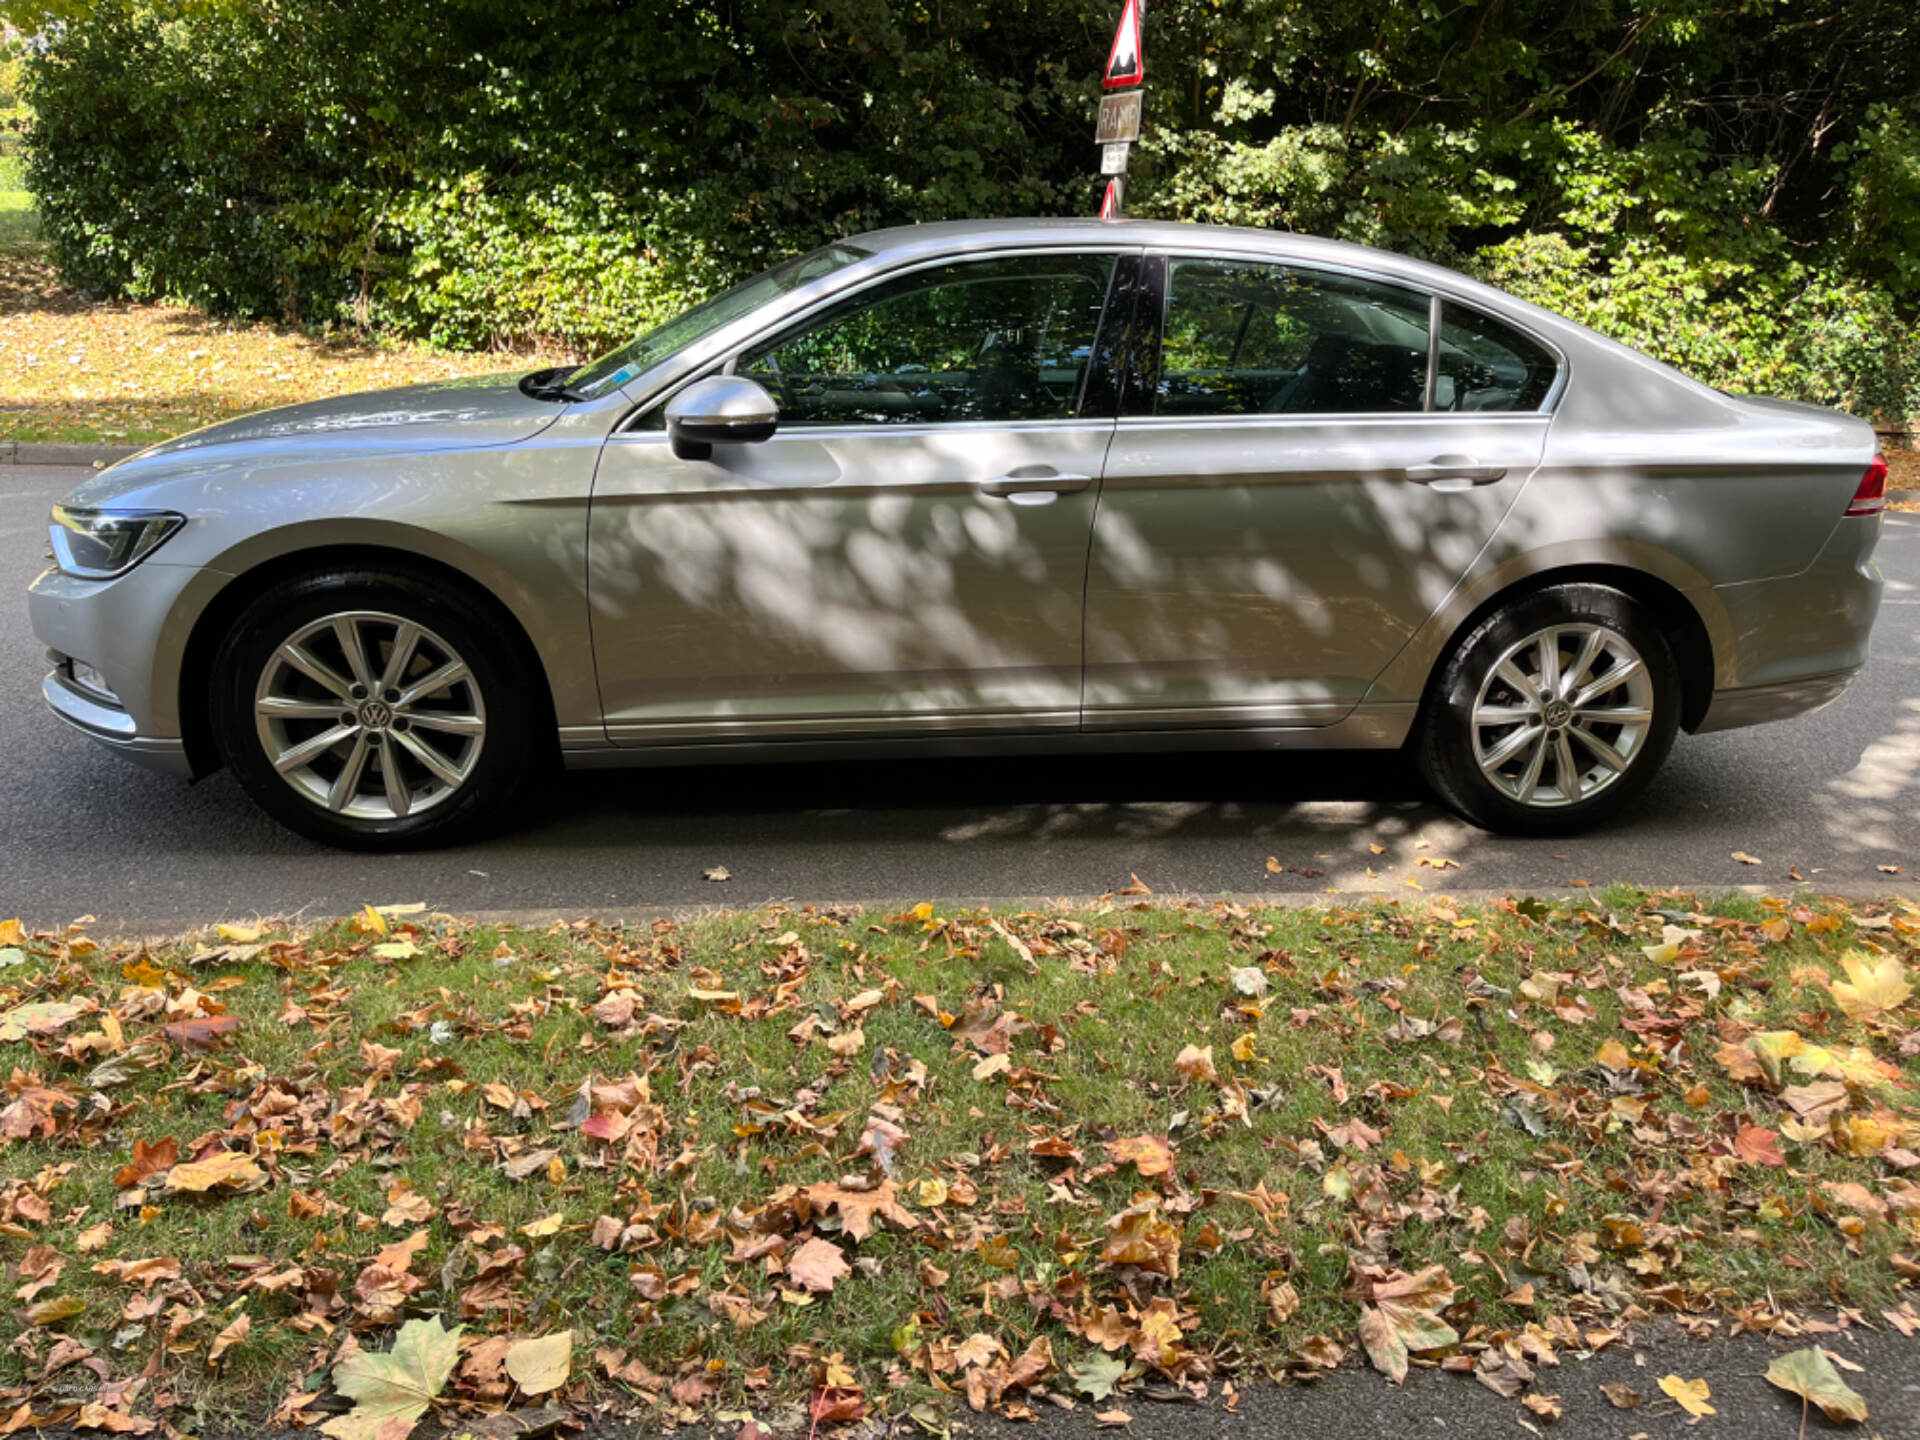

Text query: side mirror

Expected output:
[664,375,780,461]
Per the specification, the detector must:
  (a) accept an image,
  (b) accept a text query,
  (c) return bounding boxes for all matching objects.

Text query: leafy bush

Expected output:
[10,0,1919,418]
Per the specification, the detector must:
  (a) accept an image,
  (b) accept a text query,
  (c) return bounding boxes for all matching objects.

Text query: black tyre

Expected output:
[211,565,544,850]
[1415,582,1681,836]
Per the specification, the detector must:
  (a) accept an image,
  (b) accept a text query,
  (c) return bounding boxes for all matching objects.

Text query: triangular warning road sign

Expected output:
[1098,177,1123,219]
[1103,0,1143,89]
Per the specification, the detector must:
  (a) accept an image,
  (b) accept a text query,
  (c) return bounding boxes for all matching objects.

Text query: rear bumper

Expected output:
[1694,668,1858,735]
[40,670,193,777]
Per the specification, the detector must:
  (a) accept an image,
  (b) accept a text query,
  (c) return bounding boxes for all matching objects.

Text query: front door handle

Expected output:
[977,467,1094,498]
[1403,455,1508,490]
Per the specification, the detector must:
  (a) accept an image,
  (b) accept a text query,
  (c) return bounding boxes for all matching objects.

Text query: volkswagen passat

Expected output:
[28,219,1887,848]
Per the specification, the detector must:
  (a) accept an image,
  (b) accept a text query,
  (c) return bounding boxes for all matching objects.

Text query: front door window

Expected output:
[738,254,1118,427]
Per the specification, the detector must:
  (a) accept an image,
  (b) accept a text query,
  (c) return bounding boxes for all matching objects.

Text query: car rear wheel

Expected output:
[1415,583,1681,836]
[211,566,540,849]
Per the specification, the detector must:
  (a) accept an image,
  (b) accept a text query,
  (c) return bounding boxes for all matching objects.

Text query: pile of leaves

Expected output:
[0,889,1916,1437]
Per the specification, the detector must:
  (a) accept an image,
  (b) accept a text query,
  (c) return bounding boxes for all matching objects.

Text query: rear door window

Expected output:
[1149,258,1432,416]
[1434,301,1559,411]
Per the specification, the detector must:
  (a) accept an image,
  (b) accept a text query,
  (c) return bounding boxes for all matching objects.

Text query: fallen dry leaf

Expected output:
[1657,1374,1715,1418]
[788,1237,851,1293]
[321,1314,464,1440]
[503,1331,572,1397]
[1764,1347,1868,1424]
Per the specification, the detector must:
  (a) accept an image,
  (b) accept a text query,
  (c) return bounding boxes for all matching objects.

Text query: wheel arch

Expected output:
[1410,564,1718,734]
[178,543,560,777]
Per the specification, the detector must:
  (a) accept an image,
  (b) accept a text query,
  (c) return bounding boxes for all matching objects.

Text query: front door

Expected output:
[589,250,1130,745]
[1083,253,1557,730]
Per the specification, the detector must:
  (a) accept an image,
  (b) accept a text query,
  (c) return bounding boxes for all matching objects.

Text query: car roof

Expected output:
[841,217,1492,302]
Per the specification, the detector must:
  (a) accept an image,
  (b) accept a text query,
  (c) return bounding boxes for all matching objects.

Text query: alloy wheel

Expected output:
[1469,622,1654,808]
[253,611,486,820]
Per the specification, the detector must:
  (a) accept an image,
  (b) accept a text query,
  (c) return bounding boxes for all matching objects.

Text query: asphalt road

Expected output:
[4,462,1917,931]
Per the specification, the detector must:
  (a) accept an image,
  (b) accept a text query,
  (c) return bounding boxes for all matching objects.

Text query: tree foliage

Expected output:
[10,0,1918,416]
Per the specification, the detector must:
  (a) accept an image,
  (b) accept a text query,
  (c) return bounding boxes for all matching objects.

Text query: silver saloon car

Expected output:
[28,219,1887,849]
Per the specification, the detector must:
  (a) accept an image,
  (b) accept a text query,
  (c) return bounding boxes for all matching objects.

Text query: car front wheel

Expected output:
[1415,582,1681,836]
[211,566,540,849]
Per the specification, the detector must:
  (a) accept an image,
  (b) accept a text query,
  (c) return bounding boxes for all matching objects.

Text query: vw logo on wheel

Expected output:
[357,699,393,730]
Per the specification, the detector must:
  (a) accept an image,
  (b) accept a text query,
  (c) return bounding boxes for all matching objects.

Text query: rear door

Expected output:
[1082,253,1557,730]
[588,249,1136,745]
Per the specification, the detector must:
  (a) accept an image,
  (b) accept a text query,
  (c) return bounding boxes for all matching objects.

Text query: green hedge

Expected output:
[12,0,1920,419]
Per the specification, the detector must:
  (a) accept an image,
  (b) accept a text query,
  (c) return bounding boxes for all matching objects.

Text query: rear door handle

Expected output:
[977,467,1094,498]
[1403,455,1508,491]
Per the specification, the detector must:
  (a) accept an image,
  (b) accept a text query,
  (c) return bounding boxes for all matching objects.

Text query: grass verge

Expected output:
[0,890,1915,1435]
[0,230,552,448]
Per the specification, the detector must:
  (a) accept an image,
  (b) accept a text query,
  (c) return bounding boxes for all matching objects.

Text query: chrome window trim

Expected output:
[609,416,1120,446]
[1111,411,1553,432]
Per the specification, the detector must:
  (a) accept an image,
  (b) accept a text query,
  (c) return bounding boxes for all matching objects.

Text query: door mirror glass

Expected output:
[663,375,780,460]
[737,254,1117,427]
[1150,259,1431,417]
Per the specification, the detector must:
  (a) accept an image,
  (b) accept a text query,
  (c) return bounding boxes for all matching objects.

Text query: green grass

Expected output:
[0,892,1915,1430]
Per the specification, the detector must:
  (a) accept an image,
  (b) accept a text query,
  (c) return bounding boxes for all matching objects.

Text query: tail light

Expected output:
[1845,454,1888,518]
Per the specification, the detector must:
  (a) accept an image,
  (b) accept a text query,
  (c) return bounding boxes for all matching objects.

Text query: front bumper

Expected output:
[28,560,221,777]
[40,668,192,776]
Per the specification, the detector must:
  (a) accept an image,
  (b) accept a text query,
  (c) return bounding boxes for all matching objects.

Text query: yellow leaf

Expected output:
[504,1330,573,1396]
[1595,1039,1631,1070]
[215,923,262,943]
[353,904,389,937]
[1658,1374,1715,1417]
[519,1212,565,1239]
[1830,953,1910,1021]
[1230,1032,1260,1063]
[165,1151,267,1194]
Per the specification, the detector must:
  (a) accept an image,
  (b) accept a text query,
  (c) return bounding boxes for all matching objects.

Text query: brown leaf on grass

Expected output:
[163,1014,239,1051]
[1102,1197,1182,1278]
[1782,1080,1849,1120]
[381,1181,433,1227]
[804,1180,919,1241]
[1174,1044,1217,1084]
[1118,874,1154,896]
[164,1150,266,1194]
[500,1149,559,1182]
[207,1313,249,1365]
[809,1386,866,1423]
[91,1257,180,1287]
[1735,1123,1787,1166]
[113,1137,178,1189]
[788,1237,851,1293]
[1104,1135,1175,1178]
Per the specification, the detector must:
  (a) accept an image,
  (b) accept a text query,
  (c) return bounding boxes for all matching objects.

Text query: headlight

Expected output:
[48,507,185,579]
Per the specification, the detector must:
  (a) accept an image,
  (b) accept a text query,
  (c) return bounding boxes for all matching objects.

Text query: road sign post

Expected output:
[1095,0,1143,219]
